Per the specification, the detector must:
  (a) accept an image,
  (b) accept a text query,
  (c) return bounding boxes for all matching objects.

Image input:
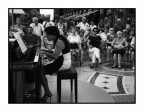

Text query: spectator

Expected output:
[67,27,81,50]
[87,28,102,68]
[90,20,97,36]
[76,17,89,31]
[43,15,54,28]
[53,16,59,27]
[106,28,115,62]
[10,17,27,37]
[111,31,128,69]
[98,19,104,31]
[57,16,65,35]
[23,26,40,48]
[30,17,44,37]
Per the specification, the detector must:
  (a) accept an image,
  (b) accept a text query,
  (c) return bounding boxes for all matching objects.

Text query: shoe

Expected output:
[99,62,102,64]
[40,92,52,102]
[112,65,117,68]
[118,67,121,69]
[90,65,94,68]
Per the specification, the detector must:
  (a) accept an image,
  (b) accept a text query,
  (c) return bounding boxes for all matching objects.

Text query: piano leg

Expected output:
[35,64,40,103]
[15,71,25,103]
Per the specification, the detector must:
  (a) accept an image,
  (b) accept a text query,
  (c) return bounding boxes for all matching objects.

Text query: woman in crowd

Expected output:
[111,31,128,69]
[87,28,102,68]
[106,28,115,62]
[10,17,27,37]
[67,27,81,60]
[90,20,97,36]
[37,26,71,102]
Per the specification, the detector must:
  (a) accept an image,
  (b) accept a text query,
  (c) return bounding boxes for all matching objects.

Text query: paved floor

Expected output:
[24,51,135,103]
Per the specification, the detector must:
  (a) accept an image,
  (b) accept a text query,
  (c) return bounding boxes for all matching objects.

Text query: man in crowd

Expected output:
[30,17,44,44]
[23,26,40,48]
[76,17,89,32]
[43,15,54,28]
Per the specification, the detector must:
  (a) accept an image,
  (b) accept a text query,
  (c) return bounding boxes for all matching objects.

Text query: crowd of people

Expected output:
[9,14,135,102]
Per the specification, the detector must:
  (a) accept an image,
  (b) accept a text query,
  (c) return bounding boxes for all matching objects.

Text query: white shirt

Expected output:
[76,22,89,31]
[100,32,107,41]
[67,34,81,44]
[43,21,54,28]
[131,37,135,45]
[30,23,44,37]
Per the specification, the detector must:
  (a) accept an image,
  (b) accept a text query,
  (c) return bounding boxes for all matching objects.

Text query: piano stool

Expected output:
[57,65,78,103]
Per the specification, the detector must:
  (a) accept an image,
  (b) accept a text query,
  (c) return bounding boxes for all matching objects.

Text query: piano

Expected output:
[9,34,41,103]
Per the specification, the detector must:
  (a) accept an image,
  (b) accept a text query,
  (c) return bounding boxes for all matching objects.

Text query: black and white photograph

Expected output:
[8,8,136,104]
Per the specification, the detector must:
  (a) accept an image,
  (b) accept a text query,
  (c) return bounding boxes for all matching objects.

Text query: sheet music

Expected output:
[13,32,27,53]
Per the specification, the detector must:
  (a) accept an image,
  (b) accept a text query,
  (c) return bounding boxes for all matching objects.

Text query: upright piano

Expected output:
[9,34,41,103]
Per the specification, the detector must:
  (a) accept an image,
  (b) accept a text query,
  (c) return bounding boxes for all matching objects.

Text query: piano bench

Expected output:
[57,65,78,103]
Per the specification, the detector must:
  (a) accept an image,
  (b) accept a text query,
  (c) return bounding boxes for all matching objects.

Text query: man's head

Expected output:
[90,20,94,25]
[16,17,21,25]
[45,15,50,22]
[32,17,38,25]
[27,26,33,34]
[59,16,64,23]
[82,17,86,23]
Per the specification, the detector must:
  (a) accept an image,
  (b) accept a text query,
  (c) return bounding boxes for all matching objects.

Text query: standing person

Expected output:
[37,26,71,101]
[30,17,44,44]
[53,16,59,27]
[57,16,65,35]
[87,28,102,68]
[43,15,54,29]
[90,20,97,36]
[106,28,115,62]
[76,17,89,32]
[10,17,27,37]
[111,31,128,69]
[98,19,104,32]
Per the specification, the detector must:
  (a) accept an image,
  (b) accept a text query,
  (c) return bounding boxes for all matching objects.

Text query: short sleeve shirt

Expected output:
[89,36,101,48]
[30,23,44,37]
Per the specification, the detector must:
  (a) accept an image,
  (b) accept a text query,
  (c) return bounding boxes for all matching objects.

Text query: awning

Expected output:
[65,14,79,20]
[76,10,98,18]
[9,9,25,14]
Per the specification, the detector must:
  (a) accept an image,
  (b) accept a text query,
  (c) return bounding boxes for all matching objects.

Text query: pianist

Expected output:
[37,26,71,102]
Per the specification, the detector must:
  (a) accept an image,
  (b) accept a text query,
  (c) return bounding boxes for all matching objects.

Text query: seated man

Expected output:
[87,28,102,68]
[22,26,40,49]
